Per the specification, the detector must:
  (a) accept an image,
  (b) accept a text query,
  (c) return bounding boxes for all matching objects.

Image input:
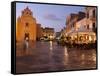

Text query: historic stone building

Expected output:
[66,12,86,33]
[42,27,55,38]
[16,7,37,42]
[65,7,97,43]
[85,7,97,32]
[36,23,42,40]
[66,13,78,33]
[75,7,97,33]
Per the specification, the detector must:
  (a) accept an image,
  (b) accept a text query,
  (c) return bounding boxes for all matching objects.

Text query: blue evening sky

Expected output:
[16,3,85,32]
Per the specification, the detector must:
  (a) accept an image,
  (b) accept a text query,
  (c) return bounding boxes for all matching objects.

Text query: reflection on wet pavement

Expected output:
[16,41,97,73]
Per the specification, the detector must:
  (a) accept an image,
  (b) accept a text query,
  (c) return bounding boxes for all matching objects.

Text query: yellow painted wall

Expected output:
[16,7,37,41]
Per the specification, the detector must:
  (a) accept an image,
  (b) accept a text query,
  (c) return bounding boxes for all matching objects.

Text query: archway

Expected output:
[24,33,29,41]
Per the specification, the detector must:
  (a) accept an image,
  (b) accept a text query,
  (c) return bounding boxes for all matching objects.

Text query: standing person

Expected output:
[23,37,29,55]
[25,37,29,49]
[23,37,29,50]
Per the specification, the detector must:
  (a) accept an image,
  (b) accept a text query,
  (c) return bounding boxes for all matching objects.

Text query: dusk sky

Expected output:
[16,3,85,32]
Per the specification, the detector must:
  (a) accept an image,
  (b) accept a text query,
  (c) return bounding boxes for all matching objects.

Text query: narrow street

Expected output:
[16,41,96,73]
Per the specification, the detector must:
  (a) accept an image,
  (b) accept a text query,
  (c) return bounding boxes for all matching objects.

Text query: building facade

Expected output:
[36,24,42,40]
[16,7,37,42]
[66,13,78,33]
[65,7,97,44]
[85,7,97,32]
[66,12,86,32]
[75,7,97,32]
[42,27,55,39]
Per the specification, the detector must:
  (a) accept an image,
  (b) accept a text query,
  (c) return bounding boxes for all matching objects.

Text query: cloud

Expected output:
[44,14,62,21]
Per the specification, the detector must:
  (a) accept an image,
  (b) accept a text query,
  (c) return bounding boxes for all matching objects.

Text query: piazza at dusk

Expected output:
[16,3,97,73]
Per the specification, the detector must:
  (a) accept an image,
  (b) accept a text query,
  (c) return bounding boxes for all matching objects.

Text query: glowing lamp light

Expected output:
[89,36,92,42]
[49,35,53,39]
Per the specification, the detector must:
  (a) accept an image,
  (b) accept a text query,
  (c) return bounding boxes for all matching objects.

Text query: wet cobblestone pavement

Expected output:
[16,41,96,73]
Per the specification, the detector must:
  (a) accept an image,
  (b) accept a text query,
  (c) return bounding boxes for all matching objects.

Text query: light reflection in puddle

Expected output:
[81,53,85,65]
[63,46,69,65]
[49,41,53,51]
[92,53,96,62]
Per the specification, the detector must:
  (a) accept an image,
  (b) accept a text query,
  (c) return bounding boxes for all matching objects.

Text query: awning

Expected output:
[67,29,96,36]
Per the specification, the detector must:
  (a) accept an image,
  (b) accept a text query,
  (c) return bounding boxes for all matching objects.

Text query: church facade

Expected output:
[16,7,37,42]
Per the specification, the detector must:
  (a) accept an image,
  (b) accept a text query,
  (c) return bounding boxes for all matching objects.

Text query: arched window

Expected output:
[87,25,89,29]
[26,12,29,14]
[93,23,95,28]
[25,22,29,27]
[93,10,96,18]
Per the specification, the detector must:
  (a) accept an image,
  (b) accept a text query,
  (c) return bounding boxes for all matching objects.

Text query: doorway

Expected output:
[24,33,29,41]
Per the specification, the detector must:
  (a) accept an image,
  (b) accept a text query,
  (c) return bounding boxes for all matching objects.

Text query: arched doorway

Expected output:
[24,33,29,41]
